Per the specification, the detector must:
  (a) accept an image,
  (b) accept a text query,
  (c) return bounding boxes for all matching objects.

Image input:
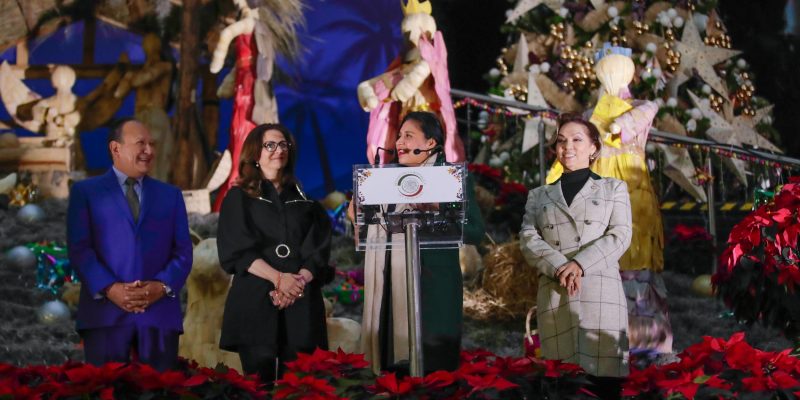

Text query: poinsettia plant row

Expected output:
[273,347,592,399]
[0,348,592,399]
[5,338,800,399]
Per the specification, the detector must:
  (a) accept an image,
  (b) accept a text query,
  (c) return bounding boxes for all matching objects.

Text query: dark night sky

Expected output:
[433,0,800,158]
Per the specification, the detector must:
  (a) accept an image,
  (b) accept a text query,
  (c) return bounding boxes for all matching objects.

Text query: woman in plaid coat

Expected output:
[520,114,632,398]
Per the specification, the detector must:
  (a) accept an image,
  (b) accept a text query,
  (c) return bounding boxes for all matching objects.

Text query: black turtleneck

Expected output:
[560,168,591,206]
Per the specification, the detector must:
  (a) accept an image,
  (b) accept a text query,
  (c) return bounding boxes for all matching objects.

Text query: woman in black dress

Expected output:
[217,123,331,383]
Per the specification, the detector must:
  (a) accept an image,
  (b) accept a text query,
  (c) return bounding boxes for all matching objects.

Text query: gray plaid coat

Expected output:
[520,173,632,377]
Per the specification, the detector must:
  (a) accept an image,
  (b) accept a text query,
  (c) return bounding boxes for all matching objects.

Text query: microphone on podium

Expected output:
[374,147,396,164]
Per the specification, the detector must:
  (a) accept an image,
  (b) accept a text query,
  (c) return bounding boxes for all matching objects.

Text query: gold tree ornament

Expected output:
[632,20,652,35]
[549,22,566,44]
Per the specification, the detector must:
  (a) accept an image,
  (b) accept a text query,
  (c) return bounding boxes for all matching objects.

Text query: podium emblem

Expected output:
[397,173,425,197]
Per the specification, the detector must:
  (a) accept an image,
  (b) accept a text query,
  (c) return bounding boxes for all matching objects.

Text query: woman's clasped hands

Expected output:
[269,269,313,309]
[556,261,583,297]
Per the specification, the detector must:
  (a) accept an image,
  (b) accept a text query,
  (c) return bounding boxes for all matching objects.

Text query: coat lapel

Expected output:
[101,169,135,228]
[545,183,572,219]
[568,176,602,220]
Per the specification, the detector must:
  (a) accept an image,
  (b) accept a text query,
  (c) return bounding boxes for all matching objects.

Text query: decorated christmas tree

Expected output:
[483,0,784,202]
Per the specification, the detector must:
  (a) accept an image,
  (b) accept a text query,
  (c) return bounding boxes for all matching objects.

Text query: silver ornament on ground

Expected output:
[17,204,45,223]
[6,245,37,269]
[37,300,71,323]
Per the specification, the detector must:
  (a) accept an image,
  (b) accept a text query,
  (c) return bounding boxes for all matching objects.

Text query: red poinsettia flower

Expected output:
[703,374,733,390]
[329,348,370,371]
[622,365,662,396]
[777,263,800,292]
[423,370,457,389]
[542,359,584,377]
[763,349,800,374]
[368,373,423,396]
[724,341,762,375]
[284,348,338,374]
[654,368,705,399]
[468,164,502,181]
[463,373,518,397]
[456,360,501,379]
[459,349,496,364]
[776,223,800,254]
[492,356,538,376]
[742,370,800,392]
[274,372,340,400]
[673,224,713,242]
[284,348,369,378]
[182,374,209,387]
[216,367,265,396]
[496,182,529,206]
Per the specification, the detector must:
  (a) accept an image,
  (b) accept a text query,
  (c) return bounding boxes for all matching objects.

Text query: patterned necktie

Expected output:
[124,178,140,223]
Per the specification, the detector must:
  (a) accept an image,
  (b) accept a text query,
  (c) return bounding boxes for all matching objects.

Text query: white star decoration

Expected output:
[506,0,565,23]
[521,70,553,153]
[659,144,708,202]
[673,15,741,98]
[688,91,780,183]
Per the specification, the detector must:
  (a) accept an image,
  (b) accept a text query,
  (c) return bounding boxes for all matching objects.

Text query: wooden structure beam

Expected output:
[173,0,203,189]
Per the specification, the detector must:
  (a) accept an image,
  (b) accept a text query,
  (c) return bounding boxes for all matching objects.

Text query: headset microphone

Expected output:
[412,145,443,155]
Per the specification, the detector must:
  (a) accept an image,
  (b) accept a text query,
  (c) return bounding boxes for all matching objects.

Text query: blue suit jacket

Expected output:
[67,169,192,332]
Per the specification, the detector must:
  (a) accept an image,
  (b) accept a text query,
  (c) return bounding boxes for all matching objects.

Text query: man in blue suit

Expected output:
[67,118,192,370]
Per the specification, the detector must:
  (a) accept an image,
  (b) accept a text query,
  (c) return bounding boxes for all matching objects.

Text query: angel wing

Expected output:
[0,61,43,132]
[0,172,17,195]
[205,149,232,191]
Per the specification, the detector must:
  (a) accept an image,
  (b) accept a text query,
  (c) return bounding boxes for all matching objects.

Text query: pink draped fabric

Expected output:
[418,31,464,162]
[213,33,258,212]
[364,31,464,164]
[365,71,402,165]
[616,100,658,147]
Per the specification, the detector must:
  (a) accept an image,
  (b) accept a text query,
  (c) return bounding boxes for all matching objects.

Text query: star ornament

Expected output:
[521,70,553,153]
[506,0,565,23]
[688,91,780,183]
[673,15,740,98]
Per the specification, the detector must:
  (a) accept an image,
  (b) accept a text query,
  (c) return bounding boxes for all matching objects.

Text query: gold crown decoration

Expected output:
[401,0,432,16]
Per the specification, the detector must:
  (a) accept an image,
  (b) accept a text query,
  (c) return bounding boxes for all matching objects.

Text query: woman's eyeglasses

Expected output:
[262,141,292,152]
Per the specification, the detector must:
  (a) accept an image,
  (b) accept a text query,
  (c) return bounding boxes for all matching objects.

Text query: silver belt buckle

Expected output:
[275,244,291,259]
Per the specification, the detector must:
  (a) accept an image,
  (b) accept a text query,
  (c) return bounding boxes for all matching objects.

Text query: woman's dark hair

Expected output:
[400,111,445,146]
[237,123,298,198]
[556,112,602,163]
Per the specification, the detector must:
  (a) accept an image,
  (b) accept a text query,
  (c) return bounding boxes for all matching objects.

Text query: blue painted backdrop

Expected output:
[0,0,403,198]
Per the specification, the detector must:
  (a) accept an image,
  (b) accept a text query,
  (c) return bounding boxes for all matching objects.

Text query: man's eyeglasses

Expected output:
[262,141,292,152]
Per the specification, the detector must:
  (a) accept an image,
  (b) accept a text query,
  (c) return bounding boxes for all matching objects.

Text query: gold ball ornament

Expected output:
[691,274,715,297]
[321,190,347,210]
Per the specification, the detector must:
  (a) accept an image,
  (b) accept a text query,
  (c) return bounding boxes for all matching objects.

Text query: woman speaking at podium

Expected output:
[356,111,484,375]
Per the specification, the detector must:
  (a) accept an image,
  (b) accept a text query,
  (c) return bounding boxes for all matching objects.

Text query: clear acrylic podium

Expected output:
[353,162,467,376]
